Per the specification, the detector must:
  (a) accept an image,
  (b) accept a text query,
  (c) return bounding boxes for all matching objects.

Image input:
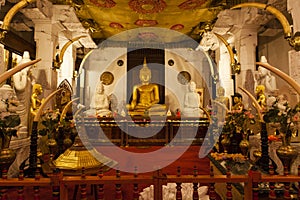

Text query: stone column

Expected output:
[228,5,271,110]
[0,44,5,76]
[235,26,258,109]
[57,32,77,87]
[287,0,300,97]
[288,0,300,34]
[214,8,261,109]
[33,20,64,99]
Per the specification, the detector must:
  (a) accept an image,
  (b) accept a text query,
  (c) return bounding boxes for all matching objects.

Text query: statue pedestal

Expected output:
[8,137,30,177]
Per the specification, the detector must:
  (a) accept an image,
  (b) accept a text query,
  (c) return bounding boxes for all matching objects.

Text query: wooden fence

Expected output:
[0,166,300,200]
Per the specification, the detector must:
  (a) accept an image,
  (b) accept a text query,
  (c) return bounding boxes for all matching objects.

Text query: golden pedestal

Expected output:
[52,136,117,175]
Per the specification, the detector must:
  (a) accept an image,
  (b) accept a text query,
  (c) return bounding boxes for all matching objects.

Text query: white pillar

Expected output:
[0,44,5,76]
[33,20,63,99]
[217,40,234,105]
[288,0,300,34]
[287,0,300,101]
[57,34,77,87]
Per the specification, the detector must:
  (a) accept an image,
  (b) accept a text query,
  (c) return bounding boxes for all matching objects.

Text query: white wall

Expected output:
[81,47,215,113]
[258,35,297,104]
[81,47,127,108]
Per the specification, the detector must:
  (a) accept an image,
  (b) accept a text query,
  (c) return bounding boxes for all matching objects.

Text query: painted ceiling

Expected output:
[61,0,227,42]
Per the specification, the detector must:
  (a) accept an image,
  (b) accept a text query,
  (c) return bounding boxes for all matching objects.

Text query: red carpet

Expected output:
[89,145,210,199]
[4,146,212,199]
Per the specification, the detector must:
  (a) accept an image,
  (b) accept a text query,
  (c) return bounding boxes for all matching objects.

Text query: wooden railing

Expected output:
[0,169,61,200]
[0,166,300,200]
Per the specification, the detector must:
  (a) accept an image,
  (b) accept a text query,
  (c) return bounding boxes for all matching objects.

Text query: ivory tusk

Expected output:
[60,97,80,122]
[0,58,41,84]
[1,0,36,32]
[200,107,211,124]
[231,3,292,38]
[78,49,94,76]
[34,89,63,122]
[238,87,264,122]
[58,35,86,66]
[257,61,300,95]
[74,106,86,119]
[214,33,235,68]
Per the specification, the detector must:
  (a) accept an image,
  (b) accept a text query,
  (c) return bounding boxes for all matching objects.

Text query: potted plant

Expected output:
[220,109,255,155]
[263,95,300,173]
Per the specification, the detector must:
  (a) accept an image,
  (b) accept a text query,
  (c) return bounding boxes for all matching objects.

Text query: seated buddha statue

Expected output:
[128,57,166,116]
[182,81,203,117]
[231,93,244,112]
[94,81,112,117]
[85,81,112,117]
[213,86,230,120]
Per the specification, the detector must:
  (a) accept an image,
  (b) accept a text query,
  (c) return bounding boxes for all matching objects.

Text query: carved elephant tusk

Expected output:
[238,86,264,122]
[0,59,41,84]
[200,106,211,124]
[78,49,94,77]
[60,97,80,122]
[211,100,229,113]
[214,33,239,74]
[34,89,63,122]
[55,35,86,68]
[231,3,300,51]
[231,2,292,38]
[0,0,36,39]
[257,61,300,95]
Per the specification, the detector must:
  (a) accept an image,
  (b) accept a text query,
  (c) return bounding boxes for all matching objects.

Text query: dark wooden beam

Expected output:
[0,30,36,59]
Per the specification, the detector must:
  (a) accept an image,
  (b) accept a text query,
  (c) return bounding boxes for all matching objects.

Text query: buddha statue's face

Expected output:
[257,66,268,77]
[255,85,264,94]
[217,87,225,96]
[36,86,42,94]
[140,57,152,84]
[189,82,196,92]
[139,66,151,84]
[96,83,104,94]
[234,96,241,104]
[140,73,151,83]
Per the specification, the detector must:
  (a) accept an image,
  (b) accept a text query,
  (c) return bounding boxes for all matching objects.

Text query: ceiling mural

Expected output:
[0,0,288,53]
[72,0,225,42]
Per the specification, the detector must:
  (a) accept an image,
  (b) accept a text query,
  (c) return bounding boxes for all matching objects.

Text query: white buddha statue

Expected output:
[0,85,22,139]
[182,81,203,117]
[85,81,112,117]
[12,51,34,138]
[0,85,19,113]
[213,86,230,121]
[255,56,277,96]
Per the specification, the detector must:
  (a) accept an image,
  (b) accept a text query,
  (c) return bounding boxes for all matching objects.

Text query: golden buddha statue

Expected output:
[128,57,166,116]
[30,83,44,116]
[255,85,266,109]
[231,93,244,112]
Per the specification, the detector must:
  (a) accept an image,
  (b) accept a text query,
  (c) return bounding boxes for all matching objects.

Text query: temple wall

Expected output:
[82,47,214,114]
[258,35,298,104]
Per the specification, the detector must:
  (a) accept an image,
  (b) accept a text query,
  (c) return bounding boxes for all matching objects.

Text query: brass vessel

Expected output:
[221,135,231,153]
[0,135,16,176]
[276,145,298,173]
[53,136,117,175]
[239,138,250,157]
